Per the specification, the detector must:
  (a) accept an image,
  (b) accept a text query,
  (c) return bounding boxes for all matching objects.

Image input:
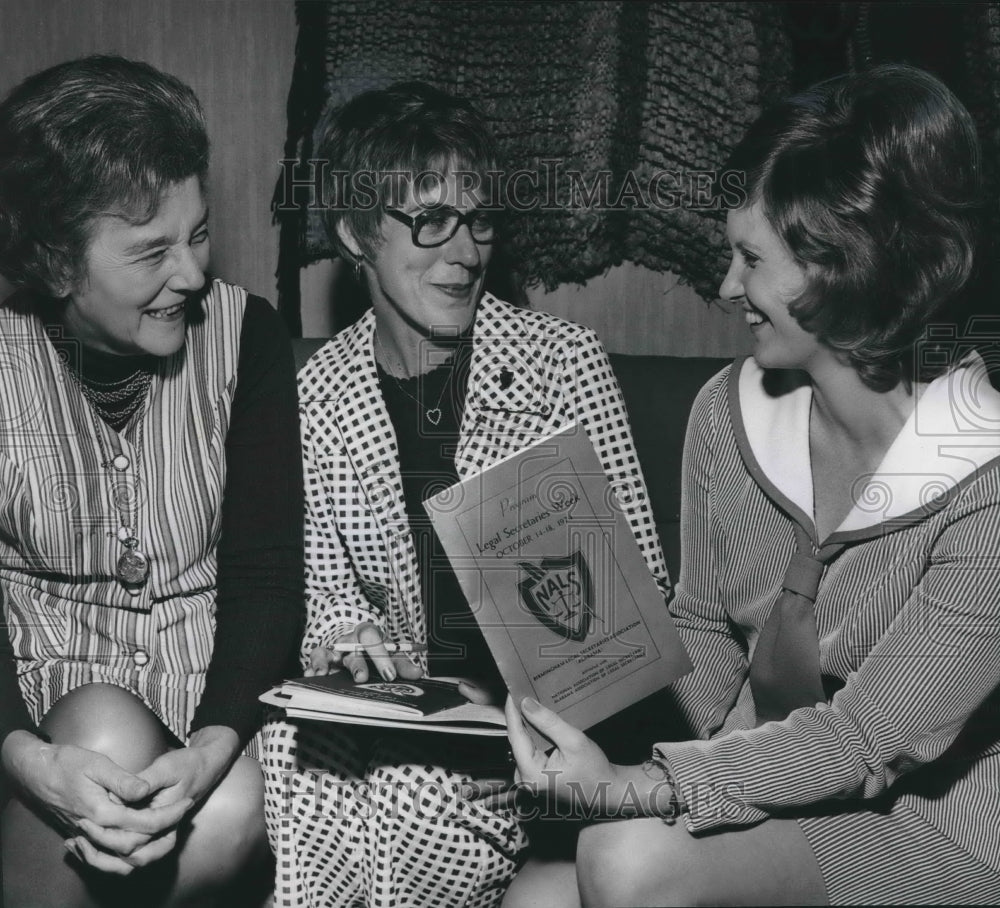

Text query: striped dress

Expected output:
[657,355,1000,904]
[0,280,245,742]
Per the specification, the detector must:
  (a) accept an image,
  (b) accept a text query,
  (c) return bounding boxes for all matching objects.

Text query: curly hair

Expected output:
[0,55,209,299]
[317,81,498,261]
[725,64,982,391]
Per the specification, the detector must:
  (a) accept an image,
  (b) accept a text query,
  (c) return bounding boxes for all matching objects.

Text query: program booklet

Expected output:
[423,422,692,739]
[260,674,507,736]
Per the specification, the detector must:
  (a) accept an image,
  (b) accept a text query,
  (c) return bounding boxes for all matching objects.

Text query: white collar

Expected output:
[736,353,1000,534]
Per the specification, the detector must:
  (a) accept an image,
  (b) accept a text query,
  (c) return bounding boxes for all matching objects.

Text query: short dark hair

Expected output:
[725,64,982,391]
[0,54,209,297]
[317,81,498,260]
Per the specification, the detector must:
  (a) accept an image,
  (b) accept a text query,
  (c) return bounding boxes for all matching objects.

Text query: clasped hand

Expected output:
[3,725,237,875]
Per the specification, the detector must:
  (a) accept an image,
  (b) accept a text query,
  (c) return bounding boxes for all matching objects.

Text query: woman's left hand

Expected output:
[65,725,241,870]
[505,694,619,808]
[136,725,239,813]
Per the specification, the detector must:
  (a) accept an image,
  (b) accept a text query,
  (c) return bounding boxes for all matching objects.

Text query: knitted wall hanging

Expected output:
[273,0,794,334]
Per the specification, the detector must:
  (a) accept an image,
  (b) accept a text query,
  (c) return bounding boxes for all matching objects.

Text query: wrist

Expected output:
[641,754,683,823]
[1,729,53,791]
[187,725,240,766]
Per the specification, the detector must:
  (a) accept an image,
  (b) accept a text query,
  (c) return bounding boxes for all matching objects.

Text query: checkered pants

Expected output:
[263,719,528,907]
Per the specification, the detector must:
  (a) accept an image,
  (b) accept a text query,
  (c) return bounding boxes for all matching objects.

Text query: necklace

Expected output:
[66,367,153,429]
[86,397,152,588]
[374,329,456,426]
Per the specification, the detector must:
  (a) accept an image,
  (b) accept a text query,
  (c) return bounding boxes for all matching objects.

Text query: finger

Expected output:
[76,818,152,857]
[68,836,136,876]
[392,654,424,679]
[504,695,538,774]
[518,696,583,751]
[89,759,151,805]
[457,680,494,706]
[132,798,193,833]
[355,623,396,681]
[134,757,177,793]
[91,797,192,836]
[341,650,370,683]
[116,830,178,868]
[306,647,338,677]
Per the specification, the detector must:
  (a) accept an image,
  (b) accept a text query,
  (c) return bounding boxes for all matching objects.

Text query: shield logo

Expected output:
[517,551,594,642]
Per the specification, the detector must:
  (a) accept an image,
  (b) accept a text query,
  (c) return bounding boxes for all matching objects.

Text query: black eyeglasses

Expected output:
[384,206,498,248]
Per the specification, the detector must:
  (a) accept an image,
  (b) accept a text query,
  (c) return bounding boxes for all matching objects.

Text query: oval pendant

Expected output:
[116,548,150,585]
[112,454,130,472]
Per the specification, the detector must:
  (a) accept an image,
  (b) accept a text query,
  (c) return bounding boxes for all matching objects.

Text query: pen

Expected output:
[329,642,428,654]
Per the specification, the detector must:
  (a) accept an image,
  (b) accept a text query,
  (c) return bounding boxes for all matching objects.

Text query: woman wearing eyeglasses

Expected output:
[262,82,670,908]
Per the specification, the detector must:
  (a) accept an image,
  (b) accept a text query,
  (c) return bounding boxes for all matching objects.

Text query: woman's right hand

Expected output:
[1,730,192,872]
[306,621,424,683]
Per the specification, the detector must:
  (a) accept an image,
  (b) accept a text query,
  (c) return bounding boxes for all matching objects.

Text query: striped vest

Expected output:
[0,279,245,739]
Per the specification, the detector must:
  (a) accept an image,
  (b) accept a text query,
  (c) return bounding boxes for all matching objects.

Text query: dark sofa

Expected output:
[606,353,731,579]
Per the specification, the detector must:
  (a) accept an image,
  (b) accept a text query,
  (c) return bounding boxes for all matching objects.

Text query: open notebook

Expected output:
[261,674,507,737]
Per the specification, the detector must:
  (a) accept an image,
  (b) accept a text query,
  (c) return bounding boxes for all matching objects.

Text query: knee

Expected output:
[40,683,170,772]
[577,820,692,908]
[192,756,266,857]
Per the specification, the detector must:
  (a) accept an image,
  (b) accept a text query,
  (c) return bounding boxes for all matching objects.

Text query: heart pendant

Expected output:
[426,408,442,426]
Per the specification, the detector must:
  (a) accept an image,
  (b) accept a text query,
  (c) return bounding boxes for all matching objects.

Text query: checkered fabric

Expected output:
[264,293,671,907]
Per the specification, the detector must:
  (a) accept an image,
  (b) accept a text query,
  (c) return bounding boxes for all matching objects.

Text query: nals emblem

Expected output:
[517,551,594,642]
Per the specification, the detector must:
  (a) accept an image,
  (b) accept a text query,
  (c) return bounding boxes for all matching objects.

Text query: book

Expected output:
[423,422,692,740]
[260,674,507,736]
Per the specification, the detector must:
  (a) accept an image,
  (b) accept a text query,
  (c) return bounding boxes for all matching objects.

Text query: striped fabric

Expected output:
[264,293,671,908]
[657,355,1000,902]
[0,279,246,742]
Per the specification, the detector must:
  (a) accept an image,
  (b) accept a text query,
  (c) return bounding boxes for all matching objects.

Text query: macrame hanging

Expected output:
[273,0,794,334]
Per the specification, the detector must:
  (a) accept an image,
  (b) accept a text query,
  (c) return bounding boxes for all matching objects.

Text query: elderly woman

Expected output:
[0,56,303,906]
[262,82,670,907]
[503,64,1000,907]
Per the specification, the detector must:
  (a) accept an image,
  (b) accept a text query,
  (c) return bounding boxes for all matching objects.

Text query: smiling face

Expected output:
[341,169,491,356]
[721,203,835,374]
[61,176,210,357]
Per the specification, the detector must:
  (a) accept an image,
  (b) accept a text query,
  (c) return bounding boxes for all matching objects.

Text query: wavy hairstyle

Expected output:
[317,81,498,261]
[725,64,982,390]
[0,55,209,299]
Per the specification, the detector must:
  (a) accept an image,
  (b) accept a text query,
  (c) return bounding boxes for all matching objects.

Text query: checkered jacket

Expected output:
[296,293,670,667]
